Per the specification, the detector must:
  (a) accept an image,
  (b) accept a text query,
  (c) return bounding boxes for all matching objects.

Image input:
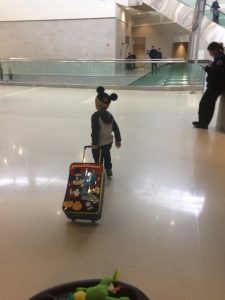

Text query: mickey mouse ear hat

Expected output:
[95,86,118,109]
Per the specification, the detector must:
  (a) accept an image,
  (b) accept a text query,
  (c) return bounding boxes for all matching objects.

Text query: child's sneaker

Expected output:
[106,169,113,177]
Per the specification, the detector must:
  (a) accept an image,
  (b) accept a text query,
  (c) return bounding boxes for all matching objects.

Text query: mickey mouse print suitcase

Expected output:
[62,146,105,221]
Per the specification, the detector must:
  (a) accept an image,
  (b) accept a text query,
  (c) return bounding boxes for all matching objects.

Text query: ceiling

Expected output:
[123,3,156,16]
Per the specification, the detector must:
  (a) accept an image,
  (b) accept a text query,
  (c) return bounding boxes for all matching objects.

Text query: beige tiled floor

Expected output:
[0,86,225,300]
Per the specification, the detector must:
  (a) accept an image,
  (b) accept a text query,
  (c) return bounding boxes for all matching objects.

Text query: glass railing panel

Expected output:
[178,0,225,28]
[178,0,196,8]
[205,4,225,27]
[0,59,205,89]
[131,62,204,86]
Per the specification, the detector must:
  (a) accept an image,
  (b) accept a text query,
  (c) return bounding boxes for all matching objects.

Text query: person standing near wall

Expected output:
[192,42,225,129]
[157,48,162,59]
[211,0,220,24]
[126,52,136,70]
[149,46,158,74]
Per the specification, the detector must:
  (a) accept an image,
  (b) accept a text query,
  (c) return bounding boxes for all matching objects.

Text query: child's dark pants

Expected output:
[92,143,112,170]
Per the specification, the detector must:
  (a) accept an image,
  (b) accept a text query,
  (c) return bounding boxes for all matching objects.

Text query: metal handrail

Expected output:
[205,3,225,17]
[0,58,186,63]
[0,59,204,90]
[178,0,225,17]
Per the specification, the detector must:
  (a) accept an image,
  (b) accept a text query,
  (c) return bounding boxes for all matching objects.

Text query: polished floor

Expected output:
[0,86,225,300]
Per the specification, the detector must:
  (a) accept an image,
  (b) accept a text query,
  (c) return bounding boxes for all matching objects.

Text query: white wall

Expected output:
[0,19,116,59]
[0,0,116,21]
[115,5,133,58]
[133,24,190,58]
[173,34,190,43]
[0,0,192,60]
[0,0,120,59]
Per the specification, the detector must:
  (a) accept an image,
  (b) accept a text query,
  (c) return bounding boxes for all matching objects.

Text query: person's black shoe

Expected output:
[192,121,208,129]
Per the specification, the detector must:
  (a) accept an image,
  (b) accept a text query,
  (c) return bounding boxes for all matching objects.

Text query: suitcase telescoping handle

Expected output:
[82,145,102,163]
[82,145,91,163]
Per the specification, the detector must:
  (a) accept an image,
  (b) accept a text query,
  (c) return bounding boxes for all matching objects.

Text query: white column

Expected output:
[216,94,225,131]
[190,0,206,93]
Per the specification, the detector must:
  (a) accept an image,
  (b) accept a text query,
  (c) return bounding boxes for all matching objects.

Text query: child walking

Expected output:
[91,86,121,177]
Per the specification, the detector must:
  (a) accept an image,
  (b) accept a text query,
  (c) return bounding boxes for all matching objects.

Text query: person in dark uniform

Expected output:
[192,42,225,129]
[211,1,220,24]
[149,46,158,73]
[157,48,162,59]
[126,52,136,70]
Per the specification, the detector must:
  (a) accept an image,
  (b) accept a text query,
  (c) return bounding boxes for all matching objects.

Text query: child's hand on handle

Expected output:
[116,141,121,148]
[92,144,98,149]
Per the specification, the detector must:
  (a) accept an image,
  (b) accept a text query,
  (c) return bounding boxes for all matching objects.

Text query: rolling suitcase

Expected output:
[62,146,105,221]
